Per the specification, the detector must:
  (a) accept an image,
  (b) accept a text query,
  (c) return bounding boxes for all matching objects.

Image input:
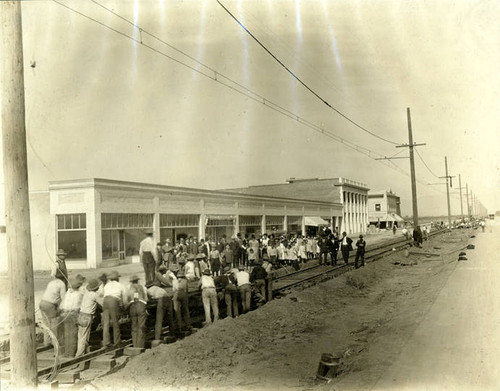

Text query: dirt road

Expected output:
[371,219,500,391]
[86,226,485,391]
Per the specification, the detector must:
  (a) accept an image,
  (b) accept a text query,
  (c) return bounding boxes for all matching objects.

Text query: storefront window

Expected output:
[101,213,153,260]
[57,213,87,260]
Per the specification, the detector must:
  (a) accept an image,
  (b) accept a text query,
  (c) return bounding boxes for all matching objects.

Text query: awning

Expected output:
[304,216,330,226]
[386,213,404,222]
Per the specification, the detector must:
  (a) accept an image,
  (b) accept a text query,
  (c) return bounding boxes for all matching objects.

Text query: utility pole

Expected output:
[1,1,38,388]
[439,156,454,227]
[471,191,474,217]
[465,184,470,218]
[458,174,464,222]
[394,108,425,228]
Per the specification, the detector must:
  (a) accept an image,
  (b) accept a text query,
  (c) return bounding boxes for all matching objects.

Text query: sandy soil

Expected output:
[86,228,474,391]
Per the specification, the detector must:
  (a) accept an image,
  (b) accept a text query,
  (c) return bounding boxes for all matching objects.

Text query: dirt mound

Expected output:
[91,229,472,391]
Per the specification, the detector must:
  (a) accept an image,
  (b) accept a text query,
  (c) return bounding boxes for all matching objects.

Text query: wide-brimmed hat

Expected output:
[202,269,212,276]
[70,275,86,290]
[169,263,179,273]
[177,270,186,278]
[144,229,153,235]
[108,270,120,280]
[187,254,195,261]
[158,264,167,272]
[195,253,206,260]
[56,249,67,256]
[86,278,101,291]
[129,275,140,283]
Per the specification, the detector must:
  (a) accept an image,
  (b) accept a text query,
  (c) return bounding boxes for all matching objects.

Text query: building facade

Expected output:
[225,177,370,235]
[367,190,403,228]
[48,178,343,269]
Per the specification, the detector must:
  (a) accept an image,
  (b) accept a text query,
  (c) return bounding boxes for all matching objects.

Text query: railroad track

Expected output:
[272,228,447,295]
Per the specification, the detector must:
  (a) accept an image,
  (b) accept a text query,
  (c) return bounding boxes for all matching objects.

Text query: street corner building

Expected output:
[0,177,370,271]
[367,189,404,229]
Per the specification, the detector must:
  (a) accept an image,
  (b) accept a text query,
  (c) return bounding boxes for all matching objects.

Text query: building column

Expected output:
[301,216,306,236]
[283,215,288,232]
[153,196,160,244]
[199,200,206,240]
[86,190,102,268]
[261,215,266,236]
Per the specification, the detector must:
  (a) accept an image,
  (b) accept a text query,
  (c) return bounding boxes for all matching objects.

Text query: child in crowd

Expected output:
[209,244,221,276]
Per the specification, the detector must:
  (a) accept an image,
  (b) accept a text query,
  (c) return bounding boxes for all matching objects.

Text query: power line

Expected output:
[52,0,449,192]
[415,148,440,179]
[216,0,400,146]
[52,1,404,170]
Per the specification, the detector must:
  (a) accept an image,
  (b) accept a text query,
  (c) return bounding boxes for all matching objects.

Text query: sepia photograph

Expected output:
[1,0,499,390]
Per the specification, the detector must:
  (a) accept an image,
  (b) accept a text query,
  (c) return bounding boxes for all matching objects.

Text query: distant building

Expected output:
[367,190,403,229]
[225,177,370,235]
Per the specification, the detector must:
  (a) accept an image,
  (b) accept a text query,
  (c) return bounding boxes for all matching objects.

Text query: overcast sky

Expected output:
[1,0,499,217]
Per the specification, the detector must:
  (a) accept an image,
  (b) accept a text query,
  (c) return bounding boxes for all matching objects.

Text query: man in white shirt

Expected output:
[235,266,252,313]
[198,269,219,325]
[39,276,67,346]
[139,229,158,286]
[102,271,126,347]
[76,278,102,357]
[60,274,85,357]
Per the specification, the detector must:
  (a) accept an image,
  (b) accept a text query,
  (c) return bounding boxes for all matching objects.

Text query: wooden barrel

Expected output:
[316,353,340,380]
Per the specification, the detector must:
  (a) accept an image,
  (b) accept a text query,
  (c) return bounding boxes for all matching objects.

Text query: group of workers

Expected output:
[39,227,371,357]
[39,246,271,357]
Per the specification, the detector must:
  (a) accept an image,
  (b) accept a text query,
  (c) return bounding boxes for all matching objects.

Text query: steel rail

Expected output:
[273,228,446,293]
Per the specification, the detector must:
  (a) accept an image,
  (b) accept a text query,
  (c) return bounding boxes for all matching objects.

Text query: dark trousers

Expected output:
[155,296,176,339]
[129,301,146,348]
[102,296,121,346]
[142,251,156,286]
[341,246,350,264]
[355,250,365,268]
[319,250,328,265]
[330,250,338,265]
[224,285,239,318]
[173,291,191,330]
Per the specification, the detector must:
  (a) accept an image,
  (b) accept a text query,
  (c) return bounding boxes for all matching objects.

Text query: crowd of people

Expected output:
[39,227,369,357]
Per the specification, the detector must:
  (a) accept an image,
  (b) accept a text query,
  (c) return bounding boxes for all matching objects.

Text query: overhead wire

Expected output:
[53,0,451,198]
[51,0,405,176]
[216,0,400,146]
[415,148,441,179]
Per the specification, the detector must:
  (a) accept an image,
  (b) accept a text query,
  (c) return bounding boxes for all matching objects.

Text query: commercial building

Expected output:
[367,189,404,229]
[225,177,370,235]
[44,178,343,270]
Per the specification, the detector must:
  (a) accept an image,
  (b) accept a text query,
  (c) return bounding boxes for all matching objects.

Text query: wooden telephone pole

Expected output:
[1,1,38,387]
[395,108,425,228]
[439,156,455,227]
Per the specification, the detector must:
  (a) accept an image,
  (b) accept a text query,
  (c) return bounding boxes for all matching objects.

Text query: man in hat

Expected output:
[76,278,102,357]
[196,253,209,275]
[214,267,239,318]
[102,270,126,347]
[51,249,69,288]
[149,265,177,338]
[172,269,191,332]
[39,271,67,347]
[139,229,158,286]
[162,238,175,268]
[184,254,199,281]
[340,232,353,264]
[127,275,148,348]
[354,235,366,269]
[250,260,268,303]
[235,265,252,313]
[60,274,86,357]
[198,269,219,325]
